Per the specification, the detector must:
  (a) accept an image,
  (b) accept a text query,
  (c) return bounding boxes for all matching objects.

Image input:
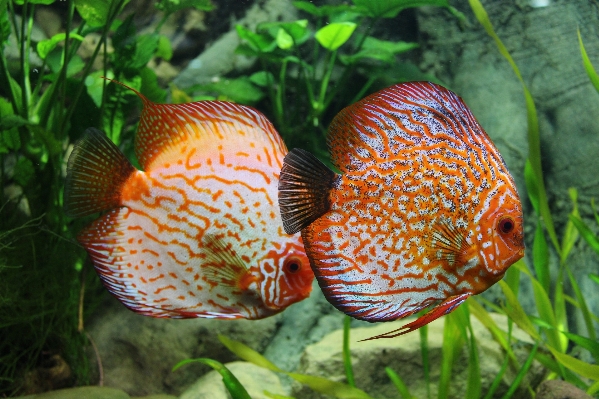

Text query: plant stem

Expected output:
[342,315,355,387]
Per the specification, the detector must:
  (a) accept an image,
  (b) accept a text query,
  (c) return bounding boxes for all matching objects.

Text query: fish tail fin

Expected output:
[278,148,337,234]
[64,128,136,218]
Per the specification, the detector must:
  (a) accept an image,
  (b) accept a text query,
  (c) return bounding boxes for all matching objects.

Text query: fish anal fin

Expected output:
[64,128,136,218]
[360,293,470,341]
[278,148,337,234]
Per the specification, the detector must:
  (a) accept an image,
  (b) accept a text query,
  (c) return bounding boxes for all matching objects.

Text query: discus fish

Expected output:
[65,81,313,320]
[279,82,524,338]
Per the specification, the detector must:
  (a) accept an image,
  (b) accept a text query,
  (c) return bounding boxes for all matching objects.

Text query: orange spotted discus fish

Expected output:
[279,82,524,339]
[65,82,313,320]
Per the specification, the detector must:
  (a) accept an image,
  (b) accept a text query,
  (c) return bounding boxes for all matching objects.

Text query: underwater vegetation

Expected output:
[0,0,598,398]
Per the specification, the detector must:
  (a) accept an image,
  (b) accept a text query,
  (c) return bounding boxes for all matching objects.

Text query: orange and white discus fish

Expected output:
[65,82,313,320]
[279,81,524,338]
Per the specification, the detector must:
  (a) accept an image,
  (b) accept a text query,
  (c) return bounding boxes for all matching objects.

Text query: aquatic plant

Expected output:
[184,0,464,159]
[0,0,212,395]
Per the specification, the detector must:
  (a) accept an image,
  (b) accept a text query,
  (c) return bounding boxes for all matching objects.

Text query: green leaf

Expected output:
[46,48,85,77]
[292,1,355,17]
[37,32,85,60]
[249,71,275,87]
[219,335,374,399]
[13,157,35,187]
[385,367,414,398]
[236,25,277,53]
[352,0,450,18]
[0,6,10,46]
[156,35,173,61]
[14,0,55,4]
[532,220,550,293]
[75,0,117,27]
[173,358,251,399]
[561,331,599,362]
[342,37,418,64]
[140,67,167,103]
[498,280,539,340]
[259,20,310,49]
[590,274,599,285]
[131,34,160,70]
[85,70,113,108]
[549,348,599,380]
[192,77,264,104]
[578,28,599,94]
[570,215,599,256]
[218,335,282,373]
[315,22,356,51]
[155,0,214,14]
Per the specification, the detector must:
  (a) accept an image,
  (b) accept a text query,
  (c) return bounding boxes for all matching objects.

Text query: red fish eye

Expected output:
[284,257,302,274]
[498,216,515,234]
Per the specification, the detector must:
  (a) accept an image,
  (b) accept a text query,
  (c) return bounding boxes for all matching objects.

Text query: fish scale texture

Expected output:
[290,82,524,328]
[66,83,313,320]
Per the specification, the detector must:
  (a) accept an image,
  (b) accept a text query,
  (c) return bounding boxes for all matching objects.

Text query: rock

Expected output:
[15,386,130,399]
[536,380,594,399]
[85,296,279,397]
[173,0,298,89]
[179,361,286,399]
[292,312,545,399]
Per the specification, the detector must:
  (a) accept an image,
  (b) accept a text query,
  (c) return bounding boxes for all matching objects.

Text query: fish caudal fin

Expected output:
[278,148,337,234]
[64,128,136,217]
[360,293,471,341]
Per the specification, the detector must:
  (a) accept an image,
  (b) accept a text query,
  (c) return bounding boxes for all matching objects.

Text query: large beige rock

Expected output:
[293,312,546,399]
[86,297,279,397]
[180,361,286,399]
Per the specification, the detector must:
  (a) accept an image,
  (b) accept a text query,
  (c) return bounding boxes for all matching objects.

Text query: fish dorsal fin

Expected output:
[327,81,491,174]
[202,234,257,291]
[107,79,287,170]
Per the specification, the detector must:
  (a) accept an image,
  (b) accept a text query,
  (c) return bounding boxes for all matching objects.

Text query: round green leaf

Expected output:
[315,22,356,51]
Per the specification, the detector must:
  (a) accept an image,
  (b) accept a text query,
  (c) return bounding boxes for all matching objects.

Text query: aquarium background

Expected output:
[1,0,599,398]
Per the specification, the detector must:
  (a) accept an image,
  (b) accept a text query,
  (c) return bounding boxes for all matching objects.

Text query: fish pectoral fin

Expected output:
[202,234,256,290]
[278,148,337,234]
[64,128,137,218]
[427,219,469,266]
[360,293,471,341]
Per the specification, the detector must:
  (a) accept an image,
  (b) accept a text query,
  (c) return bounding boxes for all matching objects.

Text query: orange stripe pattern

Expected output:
[77,87,313,319]
[303,82,524,323]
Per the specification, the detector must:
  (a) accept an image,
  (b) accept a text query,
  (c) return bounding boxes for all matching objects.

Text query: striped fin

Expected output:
[105,79,287,170]
[64,128,136,217]
[278,148,337,234]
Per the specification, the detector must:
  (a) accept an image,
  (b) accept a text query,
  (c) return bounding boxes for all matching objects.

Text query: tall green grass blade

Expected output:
[561,331,599,362]
[438,310,465,399]
[468,0,559,252]
[504,262,521,297]
[590,274,599,285]
[569,215,599,255]
[498,281,539,340]
[565,265,596,341]
[482,321,513,399]
[172,358,252,399]
[265,392,296,399]
[549,348,599,380]
[419,324,431,399]
[343,316,355,387]
[532,220,550,293]
[464,308,481,399]
[561,188,580,263]
[218,335,282,373]
[385,367,414,399]
[591,199,599,226]
[500,342,538,399]
[219,335,374,399]
[578,28,599,93]
[514,262,562,351]
[588,381,599,396]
